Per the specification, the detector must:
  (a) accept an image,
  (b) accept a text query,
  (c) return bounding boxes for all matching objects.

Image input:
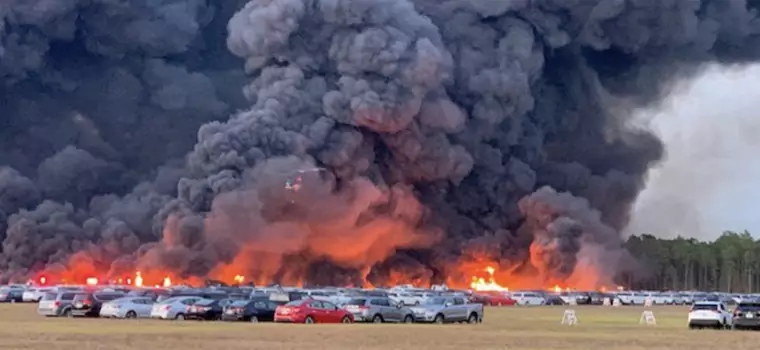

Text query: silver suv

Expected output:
[342,297,414,323]
[37,291,79,317]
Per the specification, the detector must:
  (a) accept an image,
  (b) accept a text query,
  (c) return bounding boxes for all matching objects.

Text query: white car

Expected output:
[615,292,647,305]
[688,302,733,329]
[22,287,53,302]
[510,292,545,305]
[100,297,155,318]
[646,292,671,305]
[388,292,421,306]
[150,296,202,320]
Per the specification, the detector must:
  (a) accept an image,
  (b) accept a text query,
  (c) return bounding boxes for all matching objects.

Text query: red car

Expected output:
[274,299,354,324]
[472,292,516,306]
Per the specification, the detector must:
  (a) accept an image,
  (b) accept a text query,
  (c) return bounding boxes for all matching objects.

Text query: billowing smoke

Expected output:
[1,0,758,287]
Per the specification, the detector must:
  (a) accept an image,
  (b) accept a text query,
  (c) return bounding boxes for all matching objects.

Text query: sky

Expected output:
[624,63,760,241]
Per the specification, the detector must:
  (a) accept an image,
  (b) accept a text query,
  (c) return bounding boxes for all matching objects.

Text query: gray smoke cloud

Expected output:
[1,0,759,287]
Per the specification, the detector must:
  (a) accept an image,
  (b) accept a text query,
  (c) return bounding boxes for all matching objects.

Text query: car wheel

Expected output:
[403,315,414,323]
[433,314,444,324]
[414,301,420,306]
[250,316,259,323]
[175,313,185,320]
[63,308,72,317]
[126,311,137,319]
[372,314,383,323]
[467,313,478,324]
[341,316,352,324]
[304,316,315,324]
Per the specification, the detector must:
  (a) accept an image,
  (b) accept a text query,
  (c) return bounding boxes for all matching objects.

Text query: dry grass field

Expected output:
[0,304,754,350]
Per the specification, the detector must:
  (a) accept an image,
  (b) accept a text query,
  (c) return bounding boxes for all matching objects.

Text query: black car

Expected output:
[70,292,125,317]
[0,287,24,303]
[186,298,237,320]
[221,298,285,322]
[733,302,760,330]
[543,293,566,305]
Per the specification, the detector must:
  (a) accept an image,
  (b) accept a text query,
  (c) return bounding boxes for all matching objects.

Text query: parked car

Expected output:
[22,287,54,302]
[150,296,202,320]
[155,289,228,302]
[470,292,516,306]
[559,292,591,305]
[126,288,171,301]
[688,301,733,329]
[186,298,236,320]
[99,297,155,319]
[510,291,546,305]
[37,291,79,317]
[342,297,415,323]
[221,298,285,322]
[70,291,125,317]
[732,301,760,330]
[387,291,422,306]
[0,286,25,303]
[407,296,484,324]
[274,299,353,324]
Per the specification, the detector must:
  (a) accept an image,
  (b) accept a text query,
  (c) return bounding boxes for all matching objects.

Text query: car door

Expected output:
[380,298,398,321]
[388,299,403,321]
[720,303,732,324]
[453,297,468,320]
[264,301,280,321]
[321,301,341,323]
[137,299,153,317]
[306,300,325,322]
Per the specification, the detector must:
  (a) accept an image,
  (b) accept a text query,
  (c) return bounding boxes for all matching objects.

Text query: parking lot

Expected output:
[0,304,755,350]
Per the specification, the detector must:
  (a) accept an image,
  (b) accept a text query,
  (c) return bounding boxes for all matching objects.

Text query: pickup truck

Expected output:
[408,296,484,324]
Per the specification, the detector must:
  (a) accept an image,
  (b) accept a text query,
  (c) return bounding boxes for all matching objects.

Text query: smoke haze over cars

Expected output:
[1,0,759,287]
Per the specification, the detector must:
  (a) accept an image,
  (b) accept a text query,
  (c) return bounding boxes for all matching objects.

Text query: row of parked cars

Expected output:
[13,284,486,324]
[688,300,760,330]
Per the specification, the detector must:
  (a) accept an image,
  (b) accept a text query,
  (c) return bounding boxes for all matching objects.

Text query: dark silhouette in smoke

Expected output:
[1,0,757,286]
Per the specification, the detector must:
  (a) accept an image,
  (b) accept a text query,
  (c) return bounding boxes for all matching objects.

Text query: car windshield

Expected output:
[0,287,10,293]
[73,294,90,301]
[285,300,308,307]
[346,299,367,306]
[230,300,251,307]
[738,303,760,311]
[194,299,216,306]
[692,304,719,311]
[425,298,446,305]
[156,297,179,304]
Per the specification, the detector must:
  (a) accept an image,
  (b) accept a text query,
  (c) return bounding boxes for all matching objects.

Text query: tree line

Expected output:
[623,231,760,293]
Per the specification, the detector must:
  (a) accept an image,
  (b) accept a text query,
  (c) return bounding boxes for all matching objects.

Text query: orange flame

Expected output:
[86,277,98,286]
[163,276,171,287]
[234,275,245,284]
[469,266,508,292]
[135,272,143,287]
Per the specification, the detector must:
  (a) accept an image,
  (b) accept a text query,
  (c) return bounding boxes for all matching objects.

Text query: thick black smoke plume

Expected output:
[1,0,758,286]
